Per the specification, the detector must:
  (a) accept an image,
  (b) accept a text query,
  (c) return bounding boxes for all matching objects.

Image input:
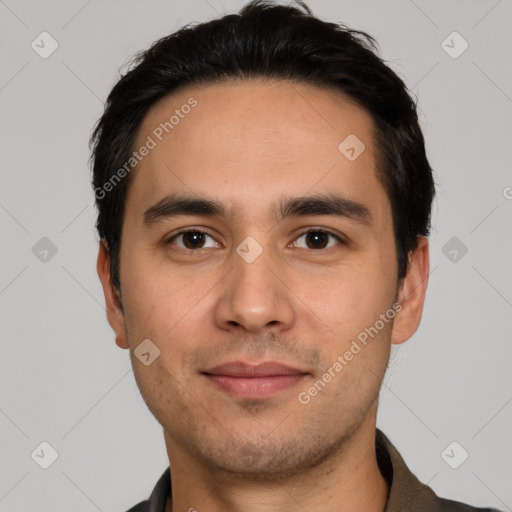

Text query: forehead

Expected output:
[126,79,389,224]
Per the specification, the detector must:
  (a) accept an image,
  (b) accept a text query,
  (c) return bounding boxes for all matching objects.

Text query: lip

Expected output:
[202,361,309,399]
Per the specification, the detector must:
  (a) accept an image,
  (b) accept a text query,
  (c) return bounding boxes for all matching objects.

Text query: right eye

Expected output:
[165,229,220,250]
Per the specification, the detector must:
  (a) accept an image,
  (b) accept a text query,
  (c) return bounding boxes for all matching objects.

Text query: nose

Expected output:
[213,242,295,334]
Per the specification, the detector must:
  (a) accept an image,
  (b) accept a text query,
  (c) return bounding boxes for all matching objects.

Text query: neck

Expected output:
[163,418,389,512]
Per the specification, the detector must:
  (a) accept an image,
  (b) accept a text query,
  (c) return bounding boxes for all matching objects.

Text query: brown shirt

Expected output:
[126,429,501,512]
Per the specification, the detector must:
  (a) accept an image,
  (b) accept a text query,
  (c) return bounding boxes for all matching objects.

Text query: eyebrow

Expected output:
[142,193,372,227]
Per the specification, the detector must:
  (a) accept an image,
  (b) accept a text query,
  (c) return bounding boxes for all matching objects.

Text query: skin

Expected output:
[97,79,429,512]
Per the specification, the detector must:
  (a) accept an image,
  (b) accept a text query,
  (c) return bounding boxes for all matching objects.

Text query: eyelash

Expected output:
[165,228,346,250]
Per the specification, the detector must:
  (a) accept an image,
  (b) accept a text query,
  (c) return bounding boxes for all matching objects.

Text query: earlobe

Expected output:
[391,236,430,346]
[96,240,129,349]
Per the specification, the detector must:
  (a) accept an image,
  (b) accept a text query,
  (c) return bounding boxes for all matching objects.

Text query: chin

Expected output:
[183,422,353,481]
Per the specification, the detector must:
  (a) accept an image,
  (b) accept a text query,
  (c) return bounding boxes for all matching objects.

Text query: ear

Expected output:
[96,240,129,349]
[391,236,430,345]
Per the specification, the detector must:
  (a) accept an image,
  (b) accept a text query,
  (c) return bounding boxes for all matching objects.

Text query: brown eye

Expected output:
[293,230,342,250]
[167,230,218,250]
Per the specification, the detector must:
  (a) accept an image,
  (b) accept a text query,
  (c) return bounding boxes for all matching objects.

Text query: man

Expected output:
[91,1,501,511]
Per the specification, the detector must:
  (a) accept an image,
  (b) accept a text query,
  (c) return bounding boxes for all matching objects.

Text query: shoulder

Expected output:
[124,501,150,512]
[122,467,171,512]
[434,496,502,512]
[376,430,503,512]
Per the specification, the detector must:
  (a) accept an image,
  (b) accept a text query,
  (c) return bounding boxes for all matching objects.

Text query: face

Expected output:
[98,79,428,479]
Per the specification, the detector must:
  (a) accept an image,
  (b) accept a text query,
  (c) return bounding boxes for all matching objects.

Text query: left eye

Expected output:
[292,230,342,250]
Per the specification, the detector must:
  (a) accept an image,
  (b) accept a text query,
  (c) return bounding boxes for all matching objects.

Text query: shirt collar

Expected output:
[376,429,440,511]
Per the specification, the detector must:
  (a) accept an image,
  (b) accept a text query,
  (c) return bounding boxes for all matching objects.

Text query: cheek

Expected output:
[305,264,396,342]
[120,255,218,376]
[119,248,194,334]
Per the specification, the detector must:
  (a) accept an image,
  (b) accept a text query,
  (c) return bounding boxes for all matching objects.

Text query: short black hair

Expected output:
[90,0,435,292]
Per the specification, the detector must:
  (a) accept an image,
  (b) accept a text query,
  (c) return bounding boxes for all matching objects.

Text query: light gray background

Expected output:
[1,0,511,510]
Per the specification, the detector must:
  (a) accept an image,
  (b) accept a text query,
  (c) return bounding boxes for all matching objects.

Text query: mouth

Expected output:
[201,361,310,400]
